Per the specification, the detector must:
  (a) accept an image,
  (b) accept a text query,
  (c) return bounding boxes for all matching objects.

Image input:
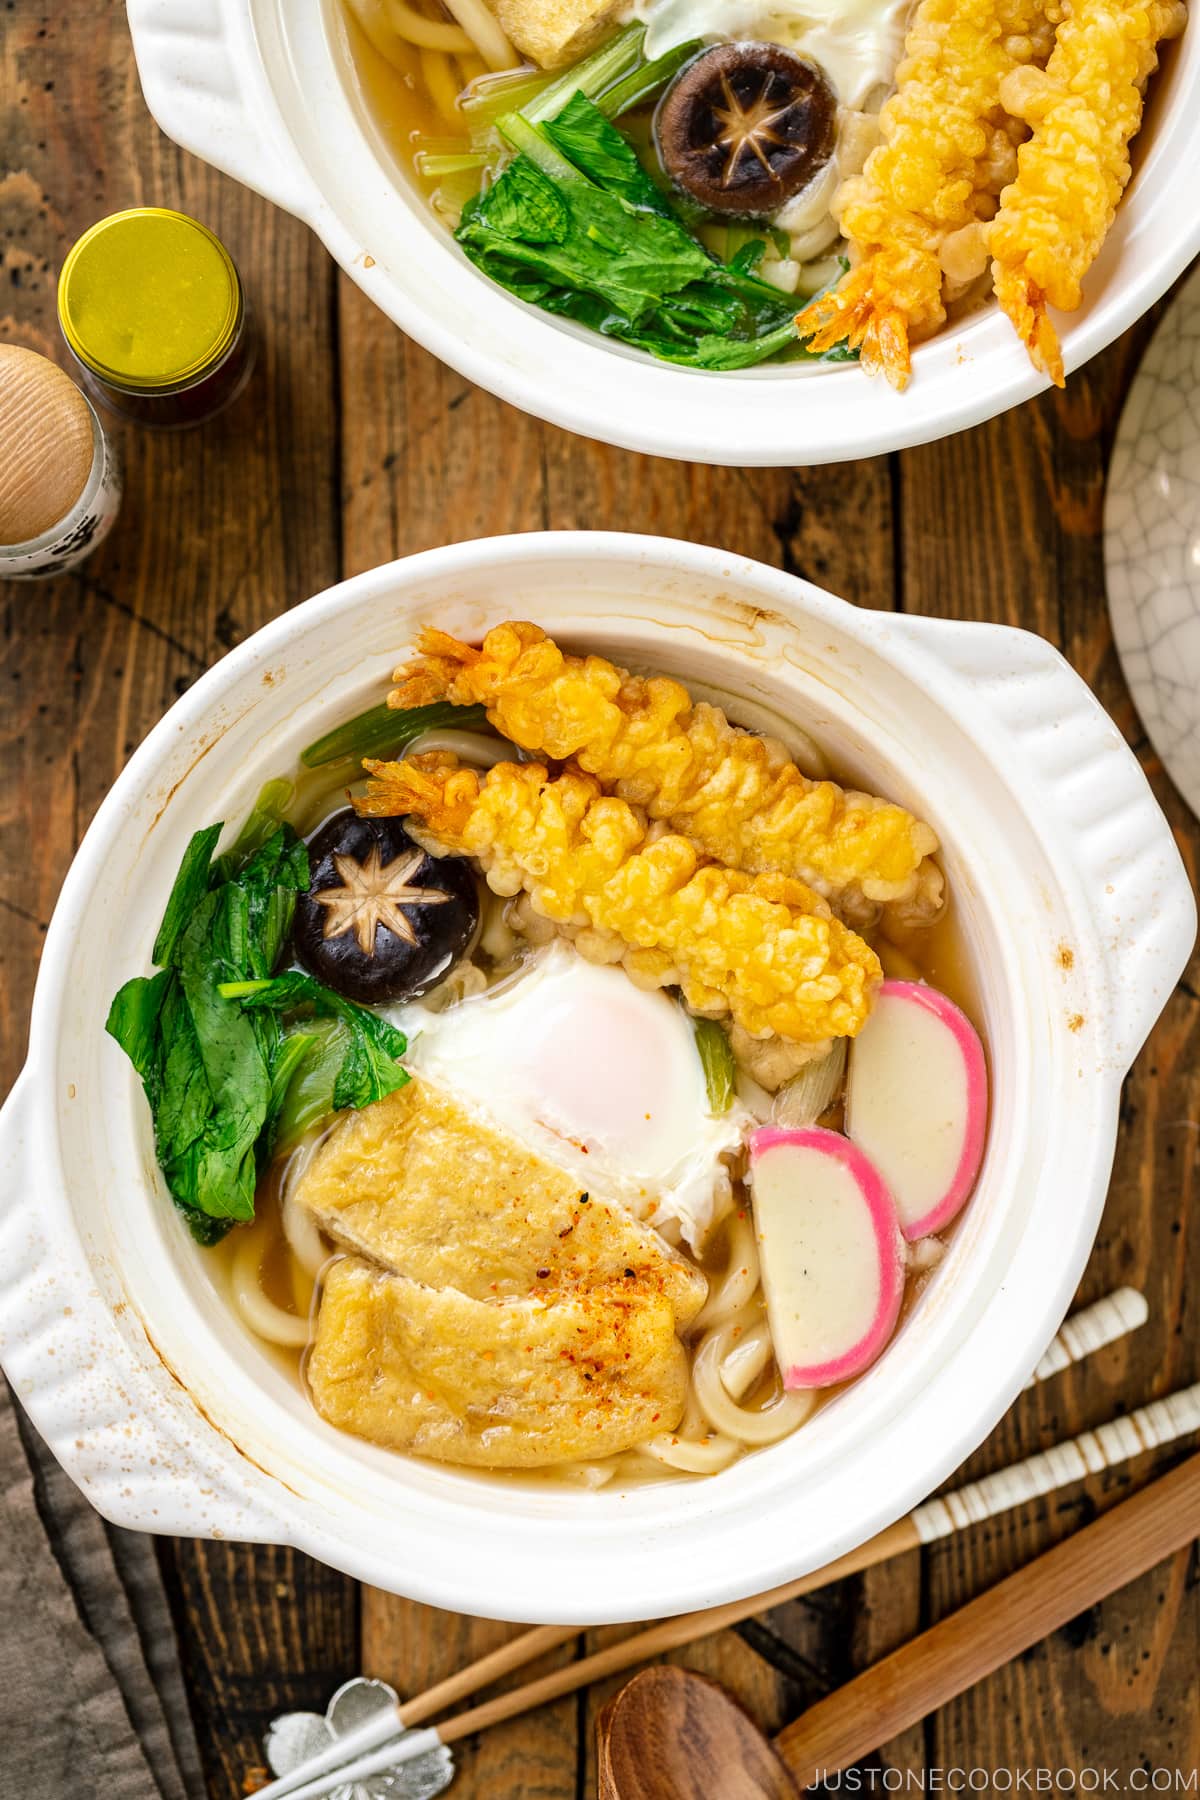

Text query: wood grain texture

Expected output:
[598,1667,799,1800]
[2,7,358,1798]
[776,1456,1200,1788]
[3,3,1198,1794]
[899,309,1200,1788]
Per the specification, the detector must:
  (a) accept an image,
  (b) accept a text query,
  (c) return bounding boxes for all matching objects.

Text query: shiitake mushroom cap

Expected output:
[656,42,837,218]
[293,809,479,1006]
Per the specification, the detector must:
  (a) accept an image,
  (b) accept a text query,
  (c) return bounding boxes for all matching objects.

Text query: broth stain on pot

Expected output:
[137,1311,305,1501]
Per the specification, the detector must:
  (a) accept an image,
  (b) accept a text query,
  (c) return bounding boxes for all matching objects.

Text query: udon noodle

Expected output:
[346,0,519,136]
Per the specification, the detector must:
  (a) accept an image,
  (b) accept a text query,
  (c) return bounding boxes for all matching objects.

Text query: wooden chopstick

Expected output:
[775,1450,1200,1784]
[254,1375,1199,1800]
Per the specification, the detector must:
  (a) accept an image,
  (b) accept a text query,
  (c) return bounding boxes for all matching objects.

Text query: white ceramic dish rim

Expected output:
[125,0,1200,466]
[0,533,1194,1624]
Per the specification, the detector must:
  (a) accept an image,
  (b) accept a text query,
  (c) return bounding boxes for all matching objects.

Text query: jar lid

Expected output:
[58,209,242,392]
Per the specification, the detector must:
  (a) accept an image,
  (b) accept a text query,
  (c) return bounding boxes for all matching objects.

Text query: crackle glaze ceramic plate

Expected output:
[1105,263,1200,822]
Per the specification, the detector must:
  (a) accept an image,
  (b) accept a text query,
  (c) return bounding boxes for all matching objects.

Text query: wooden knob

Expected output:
[597,1667,799,1800]
[0,346,96,546]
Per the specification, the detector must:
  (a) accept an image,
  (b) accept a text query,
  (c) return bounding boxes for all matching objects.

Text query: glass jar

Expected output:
[57,208,256,428]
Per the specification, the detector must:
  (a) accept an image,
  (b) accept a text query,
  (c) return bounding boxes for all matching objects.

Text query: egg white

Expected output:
[392,941,746,1248]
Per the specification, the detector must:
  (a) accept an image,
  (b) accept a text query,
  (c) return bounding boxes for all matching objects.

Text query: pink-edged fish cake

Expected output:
[748,1125,905,1389]
[845,980,988,1241]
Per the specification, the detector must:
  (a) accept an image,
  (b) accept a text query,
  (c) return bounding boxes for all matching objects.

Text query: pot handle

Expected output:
[889,616,1196,1069]
[0,1070,288,1543]
[126,0,310,219]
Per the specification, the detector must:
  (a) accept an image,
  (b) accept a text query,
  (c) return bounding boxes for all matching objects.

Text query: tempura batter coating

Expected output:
[356,754,881,1046]
[989,0,1185,387]
[391,623,942,926]
[795,0,1050,385]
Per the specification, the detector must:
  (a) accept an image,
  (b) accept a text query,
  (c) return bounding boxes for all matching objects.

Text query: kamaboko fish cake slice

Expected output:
[795,0,1051,386]
[390,622,942,928]
[989,0,1186,388]
[355,753,882,1048]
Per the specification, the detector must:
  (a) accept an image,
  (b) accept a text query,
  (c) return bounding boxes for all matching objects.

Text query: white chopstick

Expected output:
[252,1287,1149,1800]
[1023,1286,1148,1388]
[259,1375,1200,1800]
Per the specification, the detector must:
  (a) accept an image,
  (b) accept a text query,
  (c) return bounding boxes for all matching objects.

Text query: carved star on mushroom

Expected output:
[713,73,795,184]
[313,845,450,955]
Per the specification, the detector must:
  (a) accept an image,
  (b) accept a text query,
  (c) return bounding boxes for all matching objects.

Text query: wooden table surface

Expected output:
[4,6,1199,1796]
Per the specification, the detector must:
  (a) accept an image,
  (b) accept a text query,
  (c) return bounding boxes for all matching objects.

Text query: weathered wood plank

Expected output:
[339,277,581,1799]
[2,8,358,1796]
[899,330,1200,1782]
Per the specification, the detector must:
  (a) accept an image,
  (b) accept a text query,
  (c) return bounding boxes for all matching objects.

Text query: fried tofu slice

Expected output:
[292,1080,706,1324]
[489,0,622,68]
[308,1257,688,1467]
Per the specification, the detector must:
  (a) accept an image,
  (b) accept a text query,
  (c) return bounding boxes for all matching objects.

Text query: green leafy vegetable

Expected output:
[106,801,409,1244]
[152,823,222,968]
[268,1019,354,1153]
[519,21,645,124]
[221,778,296,870]
[694,1018,736,1115]
[300,698,490,768]
[218,973,408,1112]
[456,97,819,372]
[544,92,671,216]
[596,40,703,119]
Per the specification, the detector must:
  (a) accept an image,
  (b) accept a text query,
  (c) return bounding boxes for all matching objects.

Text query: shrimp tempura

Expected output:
[989,0,1186,387]
[356,753,882,1047]
[795,0,1051,386]
[391,623,942,928]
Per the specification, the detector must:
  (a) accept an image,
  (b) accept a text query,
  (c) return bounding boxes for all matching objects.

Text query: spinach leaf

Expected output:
[263,1030,319,1151]
[105,969,173,1102]
[220,778,296,873]
[456,97,807,370]
[110,784,418,1244]
[219,973,409,1113]
[544,93,670,216]
[269,1019,353,1153]
[152,823,223,967]
[462,122,712,327]
[484,156,571,241]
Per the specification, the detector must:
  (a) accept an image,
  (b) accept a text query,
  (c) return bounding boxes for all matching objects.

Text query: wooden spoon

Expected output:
[597,1668,799,1800]
[597,1451,1200,1799]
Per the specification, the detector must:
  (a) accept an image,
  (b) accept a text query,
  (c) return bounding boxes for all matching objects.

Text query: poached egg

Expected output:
[394,941,746,1247]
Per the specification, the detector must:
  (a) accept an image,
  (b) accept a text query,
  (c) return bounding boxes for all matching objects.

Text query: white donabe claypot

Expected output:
[123,0,1200,466]
[0,533,1193,1623]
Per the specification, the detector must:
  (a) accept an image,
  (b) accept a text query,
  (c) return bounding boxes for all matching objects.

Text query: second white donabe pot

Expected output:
[124,0,1200,466]
[0,534,1193,1622]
